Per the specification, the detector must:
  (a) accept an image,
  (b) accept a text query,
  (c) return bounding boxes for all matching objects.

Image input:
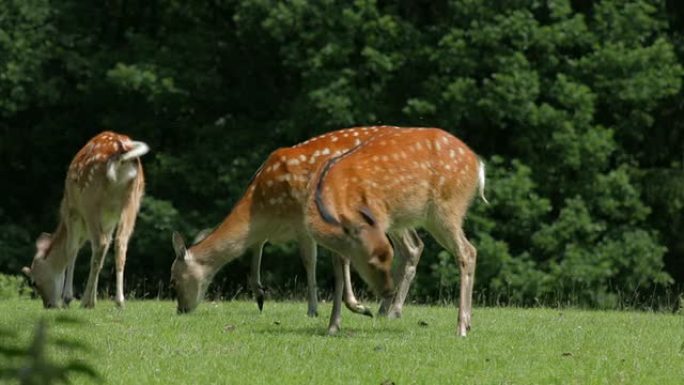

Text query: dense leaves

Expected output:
[1,0,682,307]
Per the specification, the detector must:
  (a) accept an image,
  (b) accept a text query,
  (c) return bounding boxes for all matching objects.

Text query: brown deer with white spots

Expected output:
[22,131,148,309]
[306,127,487,336]
[170,126,423,317]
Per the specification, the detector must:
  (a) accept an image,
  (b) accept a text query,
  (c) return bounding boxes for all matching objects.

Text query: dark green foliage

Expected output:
[1,0,683,307]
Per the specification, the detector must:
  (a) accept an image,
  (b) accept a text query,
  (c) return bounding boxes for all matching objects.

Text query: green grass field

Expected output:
[1,299,683,384]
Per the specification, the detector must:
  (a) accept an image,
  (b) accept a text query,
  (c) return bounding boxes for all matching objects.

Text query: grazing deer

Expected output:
[170,126,423,317]
[306,127,487,336]
[22,131,148,308]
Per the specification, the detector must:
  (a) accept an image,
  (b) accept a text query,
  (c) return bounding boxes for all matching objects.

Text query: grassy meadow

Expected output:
[0,299,682,384]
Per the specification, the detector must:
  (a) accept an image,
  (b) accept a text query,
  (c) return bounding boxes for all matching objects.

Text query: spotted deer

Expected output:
[22,131,148,308]
[306,127,487,336]
[170,126,423,317]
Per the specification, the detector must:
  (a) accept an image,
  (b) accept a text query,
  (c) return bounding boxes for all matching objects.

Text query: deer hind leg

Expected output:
[379,228,423,319]
[428,216,475,337]
[341,257,373,317]
[81,228,114,309]
[249,242,266,312]
[456,229,477,331]
[298,235,319,317]
[112,207,140,308]
[327,254,345,335]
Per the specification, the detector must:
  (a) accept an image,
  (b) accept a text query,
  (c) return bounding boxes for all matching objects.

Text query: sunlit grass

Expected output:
[1,299,682,384]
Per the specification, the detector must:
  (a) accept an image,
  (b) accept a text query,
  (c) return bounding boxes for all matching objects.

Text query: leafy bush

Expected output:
[0,274,30,300]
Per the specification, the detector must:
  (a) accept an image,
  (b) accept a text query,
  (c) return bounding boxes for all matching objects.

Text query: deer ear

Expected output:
[339,213,356,237]
[21,266,31,277]
[358,206,377,226]
[35,233,52,255]
[172,231,188,261]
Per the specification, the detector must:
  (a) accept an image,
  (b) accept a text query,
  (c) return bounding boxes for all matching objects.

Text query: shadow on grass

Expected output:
[0,316,101,384]
[253,323,407,338]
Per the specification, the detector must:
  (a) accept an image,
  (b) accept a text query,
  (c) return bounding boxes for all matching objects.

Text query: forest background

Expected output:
[1,0,683,309]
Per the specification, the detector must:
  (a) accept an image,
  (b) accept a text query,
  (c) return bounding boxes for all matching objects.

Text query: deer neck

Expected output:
[187,195,255,271]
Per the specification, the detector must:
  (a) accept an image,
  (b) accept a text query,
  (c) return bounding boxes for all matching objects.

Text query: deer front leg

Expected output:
[63,223,86,307]
[62,257,76,306]
[249,242,267,312]
[341,258,373,317]
[379,229,423,319]
[298,235,319,317]
[327,254,345,335]
[81,230,113,308]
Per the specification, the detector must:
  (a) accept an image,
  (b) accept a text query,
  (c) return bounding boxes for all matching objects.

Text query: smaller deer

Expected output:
[306,127,486,336]
[22,131,148,308]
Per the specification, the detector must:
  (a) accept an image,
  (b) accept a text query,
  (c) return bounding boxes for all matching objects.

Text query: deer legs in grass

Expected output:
[61,225,86,307]
[341,260,374,317]
[249,243,267,312]
[251,235,373,318]
[455,229,477,334]
[81,230,113,308]
[298,236,320,317]
[327,254,345,335]
[378,229,424,319]
[249,229,423,319]
[248,238,322,317]
[114,201,138,307]
[429,222,477,336]
[62,256,77,306]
